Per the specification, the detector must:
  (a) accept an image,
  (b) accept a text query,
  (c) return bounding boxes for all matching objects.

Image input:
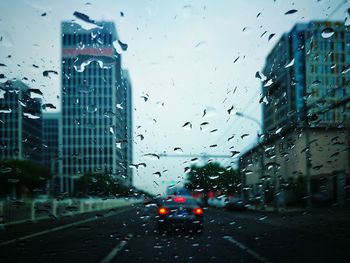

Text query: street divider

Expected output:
[0,197,141,227]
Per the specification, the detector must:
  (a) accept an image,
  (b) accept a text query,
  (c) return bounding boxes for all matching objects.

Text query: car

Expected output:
[208,196,228,208]
[156,196,204,234]
[225,197,247,211]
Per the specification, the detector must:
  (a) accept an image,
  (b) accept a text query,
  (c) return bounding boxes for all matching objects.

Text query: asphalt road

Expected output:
[0,205,349,263]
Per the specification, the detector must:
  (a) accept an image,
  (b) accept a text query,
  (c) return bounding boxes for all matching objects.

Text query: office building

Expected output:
[262,21,349,134]
[0,80,42,163]
[60,21,132,193]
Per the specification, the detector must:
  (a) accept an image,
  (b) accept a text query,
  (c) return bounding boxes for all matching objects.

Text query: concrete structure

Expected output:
[60,21,132,193]
[0,80,42,163]
[240,21,350,207]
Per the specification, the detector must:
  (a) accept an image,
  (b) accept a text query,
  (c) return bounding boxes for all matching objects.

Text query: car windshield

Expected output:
[0,1,349,262]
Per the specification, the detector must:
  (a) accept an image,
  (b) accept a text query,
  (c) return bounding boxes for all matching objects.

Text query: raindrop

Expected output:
[103,111,115,118]
[321,27,335,39]
[258,215,267,221]
[41,12,47,17]
[227,106,234,115]
[117,40,128,51]
[0,107,12,114]
[153,172,161,178]
[184,167,191,173]
[241,134,249,139]
[73,11,96,25]
[86,104,97,113]
[275,127,282,134]
[228,135,235,141]
[341,64,350,74]
[116,103,123,109]
[78,84,94,93]
[42,103,56,110]
[230,151,240,157]
[42,70,58,77]
[202,106,216,118]
[233,56,240,63]
[0,63,7,67]
[182,122,192,130]
[284,9,298,15]
[210,144,217,149]
[136,134,144,141]
[210,129,218,134]
[143,153,160,160]
[109,127,114,135]
[32,64,39,68]
[120,11,124,17]
[284,58,294,68]
[140,94,149,102]
[209,175,219,180]
[23,112,40,119]
[194,41,206,48]
[268,33,275,41]
[263,79,273,87]
[255,71,262,79]
[174,147,183,153]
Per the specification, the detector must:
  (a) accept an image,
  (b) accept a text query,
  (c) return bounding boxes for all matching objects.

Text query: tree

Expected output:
[0,159,51,197]
[184,162,240,195]
[75,172,130,197]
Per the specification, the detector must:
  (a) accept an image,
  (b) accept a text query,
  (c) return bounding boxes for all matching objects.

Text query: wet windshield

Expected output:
[0,1,349,262]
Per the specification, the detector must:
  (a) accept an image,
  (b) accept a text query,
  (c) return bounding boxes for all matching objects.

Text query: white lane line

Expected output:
[0,206,134,247]
[100,234,133,263]
[223,236,272,263]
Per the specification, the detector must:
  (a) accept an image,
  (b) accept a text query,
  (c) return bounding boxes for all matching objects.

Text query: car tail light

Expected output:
[173,196,186,203]
[194,207,203,215]
[158,207,167,215]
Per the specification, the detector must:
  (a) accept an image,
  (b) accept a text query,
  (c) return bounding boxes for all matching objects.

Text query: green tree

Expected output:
[0,159,51,197]
[184,162,240,195]
[75,172,130,197]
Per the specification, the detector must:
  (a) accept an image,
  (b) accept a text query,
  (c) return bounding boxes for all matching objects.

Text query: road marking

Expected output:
[100,234,133,263]
[223,236,271,263]
[0,206,134,247]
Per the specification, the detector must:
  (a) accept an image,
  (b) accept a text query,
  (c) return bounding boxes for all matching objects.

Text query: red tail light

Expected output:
[158,207,167,215]
[194,207,203,215]
[173,196,186,203]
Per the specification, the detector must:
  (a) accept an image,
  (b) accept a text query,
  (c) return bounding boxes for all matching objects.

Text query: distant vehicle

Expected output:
[156,196,204,234]
[225,197,247,211]
[208,195,228,208]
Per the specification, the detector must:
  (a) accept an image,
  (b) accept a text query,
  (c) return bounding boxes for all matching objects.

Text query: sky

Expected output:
[0,0,348,195]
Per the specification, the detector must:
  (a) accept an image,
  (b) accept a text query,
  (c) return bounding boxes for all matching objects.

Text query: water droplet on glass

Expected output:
[143,153,160,160]
[23,112,40,119]
[321,27,335,39]
[174,147,183,153]
[341,64,350,74]
[284,58,294,68]
[284,9,298,15]
[104,111,115,118]
[182,122,192,130]
[117,40,128,51]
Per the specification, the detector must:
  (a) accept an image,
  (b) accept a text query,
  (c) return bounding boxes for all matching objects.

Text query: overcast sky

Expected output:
[0,0,348,195]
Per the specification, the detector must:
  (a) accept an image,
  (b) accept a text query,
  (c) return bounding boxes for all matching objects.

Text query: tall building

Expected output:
[0,80,42,163]
[239,21,350,206]
[60,21,132,193]
[262,21,349,134]
[42,112,60,175]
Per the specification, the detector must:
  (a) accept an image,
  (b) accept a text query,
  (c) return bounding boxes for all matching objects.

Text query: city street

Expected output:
[1,205,349,263]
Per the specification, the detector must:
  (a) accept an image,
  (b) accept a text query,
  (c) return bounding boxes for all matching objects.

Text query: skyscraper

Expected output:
[0,80,42,163]
[42,112,60,175]
[262,21,349,134]
[60,21,132,193]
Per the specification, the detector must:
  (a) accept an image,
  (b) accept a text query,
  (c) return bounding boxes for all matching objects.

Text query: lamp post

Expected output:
[235,112,265,209]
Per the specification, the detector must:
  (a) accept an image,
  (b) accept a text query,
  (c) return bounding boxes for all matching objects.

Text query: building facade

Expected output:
[60,21,132,193]
[0,80,42,163]
[262,21,350,134]
[240,21,350,206]
[42,112,60,175]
